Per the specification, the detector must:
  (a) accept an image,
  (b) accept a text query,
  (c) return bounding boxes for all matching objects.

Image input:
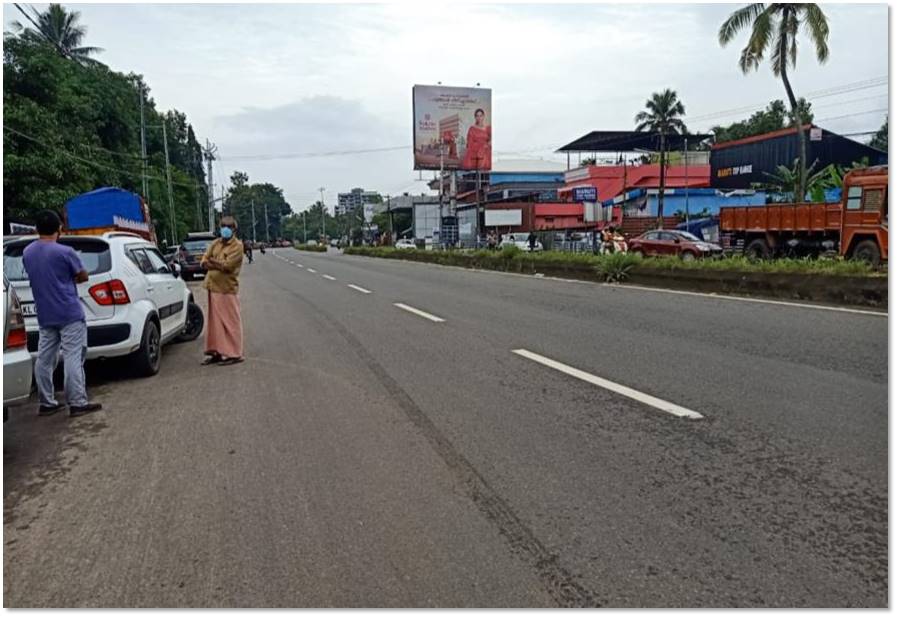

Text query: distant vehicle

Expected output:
[306,240,318,247]
[4,232,204,377]
[177,232,217,281]
[330,238,340,247]
[395,238,417,250]
[720,166,888,265]
[500,233,543,252]
[4,275,32,418]
[628,229,723,260]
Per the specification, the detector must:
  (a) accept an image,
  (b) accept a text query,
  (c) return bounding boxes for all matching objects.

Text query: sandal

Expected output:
[202,354,222,366]
[218,357,245,366]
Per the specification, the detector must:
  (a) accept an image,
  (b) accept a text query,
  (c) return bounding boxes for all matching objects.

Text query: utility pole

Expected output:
[264,201,270,243]
[137,80,149,202]
[160,120,177,246]
[303,210,307,243]
[251,199,257,243]
[203,141,218,232]
[318,187,326,240]
[193,152,203,231]
[438,140,445,246]
[684,136,690,226]
[386,194,394,244]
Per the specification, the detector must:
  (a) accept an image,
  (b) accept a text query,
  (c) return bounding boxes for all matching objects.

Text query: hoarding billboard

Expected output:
[484,209,522,227]
[413,85,492,171]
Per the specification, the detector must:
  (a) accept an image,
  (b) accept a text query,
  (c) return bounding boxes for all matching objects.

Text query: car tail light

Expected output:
[89,279,131,306]
[6,292,27,349]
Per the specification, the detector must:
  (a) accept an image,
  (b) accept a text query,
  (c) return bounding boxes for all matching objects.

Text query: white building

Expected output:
[336,188,381,216]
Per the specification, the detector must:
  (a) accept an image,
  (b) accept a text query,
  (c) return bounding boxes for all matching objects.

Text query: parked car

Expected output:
[500,233,543,252]
[628,229,723,260]
[395,238,417,250]
[4,275,32,418]
[3,232,205,377]
[176,232,217,281]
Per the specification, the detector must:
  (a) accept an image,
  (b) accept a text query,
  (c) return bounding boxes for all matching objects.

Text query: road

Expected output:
[4,247,887,607]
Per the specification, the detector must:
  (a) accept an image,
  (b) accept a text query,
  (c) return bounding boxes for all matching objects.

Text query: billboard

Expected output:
[484,209,522,227]
[413,85,492,171]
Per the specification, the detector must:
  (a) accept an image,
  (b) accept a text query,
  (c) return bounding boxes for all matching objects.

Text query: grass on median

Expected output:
[292,243,327,252]
[343,245,882,280]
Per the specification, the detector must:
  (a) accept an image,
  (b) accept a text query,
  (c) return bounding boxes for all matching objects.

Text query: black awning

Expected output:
[557,130,713,153]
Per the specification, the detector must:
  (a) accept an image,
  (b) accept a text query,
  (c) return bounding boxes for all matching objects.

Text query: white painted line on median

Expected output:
[512,349,704,420]
[307,268,317,273]
[348,284,372,294]
[394,303,446,323]
[322,274,336,281]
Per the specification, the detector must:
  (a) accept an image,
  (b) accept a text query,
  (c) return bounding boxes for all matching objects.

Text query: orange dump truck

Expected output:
[719,166,888,265]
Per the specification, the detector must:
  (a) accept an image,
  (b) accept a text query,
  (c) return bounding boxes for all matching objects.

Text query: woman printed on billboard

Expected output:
[462,108,491,170]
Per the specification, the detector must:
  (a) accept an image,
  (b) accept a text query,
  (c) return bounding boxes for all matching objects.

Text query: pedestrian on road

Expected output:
[23,210,102,417]
[243,239,253,264]
[201,216,245,366]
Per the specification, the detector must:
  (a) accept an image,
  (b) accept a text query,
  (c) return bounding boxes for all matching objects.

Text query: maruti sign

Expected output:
[572,187,597,202]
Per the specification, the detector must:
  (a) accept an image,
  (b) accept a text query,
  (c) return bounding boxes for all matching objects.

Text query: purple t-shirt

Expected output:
[22,240,86,328]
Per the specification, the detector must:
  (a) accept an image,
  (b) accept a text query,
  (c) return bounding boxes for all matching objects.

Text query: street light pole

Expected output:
[318,187,326,240]
[303,211,307,243]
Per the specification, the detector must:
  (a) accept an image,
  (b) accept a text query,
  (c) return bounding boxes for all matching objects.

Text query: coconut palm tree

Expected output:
[634,88,687,226]
[12,3,103,65]
[719,4,829,203]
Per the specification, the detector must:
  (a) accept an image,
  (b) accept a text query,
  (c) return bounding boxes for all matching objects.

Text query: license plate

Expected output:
[20,302,36,317]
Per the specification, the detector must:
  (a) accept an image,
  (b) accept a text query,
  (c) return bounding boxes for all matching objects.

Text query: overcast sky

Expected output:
[4,3,889,212]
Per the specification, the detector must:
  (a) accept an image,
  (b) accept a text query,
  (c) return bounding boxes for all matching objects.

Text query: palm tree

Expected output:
[719,4,829,203]
[12,3,103,65]
[634,88,687,226]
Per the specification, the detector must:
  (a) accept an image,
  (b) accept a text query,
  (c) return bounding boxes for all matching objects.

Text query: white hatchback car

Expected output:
[500,233,544,252]
[3,232,204,377]
[395,238,417,250]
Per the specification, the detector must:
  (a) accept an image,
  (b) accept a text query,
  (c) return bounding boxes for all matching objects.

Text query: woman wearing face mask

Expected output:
[200,216,245,366]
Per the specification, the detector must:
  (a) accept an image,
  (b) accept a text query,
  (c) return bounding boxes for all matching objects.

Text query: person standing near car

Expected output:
[527,231,537,252]
[201,216,245,366]
[22,210,102,417]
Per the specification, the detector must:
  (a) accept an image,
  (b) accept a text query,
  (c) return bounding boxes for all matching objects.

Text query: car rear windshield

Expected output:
[3,239,112,281]
[182,240,212,251]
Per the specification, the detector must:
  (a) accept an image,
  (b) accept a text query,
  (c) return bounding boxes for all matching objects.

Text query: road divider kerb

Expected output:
[394,303,446,323]
[348,284,372,294]
[512,349,704,420]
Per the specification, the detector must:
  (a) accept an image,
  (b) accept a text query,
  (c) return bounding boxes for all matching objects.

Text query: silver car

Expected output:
[4,275,32,413]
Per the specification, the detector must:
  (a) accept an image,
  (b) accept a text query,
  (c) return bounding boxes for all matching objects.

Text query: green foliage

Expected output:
[222,171,292,242]
[10,4,103,65]
[293,243,327,252]
[500,244,522,259]
[870,118,887,152]
[595,252,642,282]
[634,89,687,135]
[712,99,813,143]
[3,27,207,244]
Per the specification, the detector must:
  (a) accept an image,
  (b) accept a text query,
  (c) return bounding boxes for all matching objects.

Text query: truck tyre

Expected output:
[745,238,771,260]
[851,239,881,267]
[130,319,161,377]
[176,302,204,343]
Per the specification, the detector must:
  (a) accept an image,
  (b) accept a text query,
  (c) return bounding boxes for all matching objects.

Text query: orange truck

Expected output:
[719,166,888,265]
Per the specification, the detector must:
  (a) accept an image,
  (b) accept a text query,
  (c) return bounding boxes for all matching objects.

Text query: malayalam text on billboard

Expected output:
[413,85,492,171]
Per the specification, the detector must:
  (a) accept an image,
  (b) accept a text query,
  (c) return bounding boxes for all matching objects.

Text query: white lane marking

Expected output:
[296,264,304,268]
[347,284,372,294]
[307,268,317,273]
[322,274,336,281]
[512,349,704,420]
[394,303,446,323]
[357,257,887,318]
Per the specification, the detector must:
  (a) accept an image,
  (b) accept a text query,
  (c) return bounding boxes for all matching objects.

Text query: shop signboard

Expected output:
[572,187,598,202]
[413,85,492,171]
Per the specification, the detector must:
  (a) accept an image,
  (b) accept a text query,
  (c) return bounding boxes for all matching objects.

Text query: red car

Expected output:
[628,229,723,261]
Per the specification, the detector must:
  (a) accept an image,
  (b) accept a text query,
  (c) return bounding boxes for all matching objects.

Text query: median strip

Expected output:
[512,349,703,420]
[394,303,445,323]
[348,284,372,294]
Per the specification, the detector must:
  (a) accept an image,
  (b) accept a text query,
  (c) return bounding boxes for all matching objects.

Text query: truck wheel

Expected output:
[130,319,161,377]
[176,302,204,343]
[745,239,771,260]
[851,240,881,267]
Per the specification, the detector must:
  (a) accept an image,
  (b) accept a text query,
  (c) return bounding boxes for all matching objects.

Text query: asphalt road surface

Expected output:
[4,248,887,607]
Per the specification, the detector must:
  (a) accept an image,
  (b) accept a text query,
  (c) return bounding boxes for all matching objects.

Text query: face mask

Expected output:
[220,227,233,239]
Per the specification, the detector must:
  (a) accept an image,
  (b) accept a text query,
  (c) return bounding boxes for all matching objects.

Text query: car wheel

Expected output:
[130,319,161,377]
[176,302,204,343]
[630,248,645,258]
[681,251,697,261]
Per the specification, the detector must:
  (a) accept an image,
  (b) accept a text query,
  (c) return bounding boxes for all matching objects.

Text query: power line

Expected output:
[219,145,410,162]
[816,108,889,124]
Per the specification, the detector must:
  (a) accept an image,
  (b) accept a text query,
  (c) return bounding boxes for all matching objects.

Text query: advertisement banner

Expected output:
[413,85,492,171]
[484,209,522,227]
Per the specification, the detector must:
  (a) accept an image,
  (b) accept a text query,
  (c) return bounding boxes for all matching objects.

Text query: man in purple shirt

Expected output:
[22,210,102,417]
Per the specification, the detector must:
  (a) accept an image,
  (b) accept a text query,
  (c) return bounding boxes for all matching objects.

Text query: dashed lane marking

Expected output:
[347,284,372,294]
[512,349,704,420]
[394,303,446,323]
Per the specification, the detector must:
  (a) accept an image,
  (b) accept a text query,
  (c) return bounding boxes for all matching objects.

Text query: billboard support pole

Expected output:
[438,140,444,247]
[684,136,689,226]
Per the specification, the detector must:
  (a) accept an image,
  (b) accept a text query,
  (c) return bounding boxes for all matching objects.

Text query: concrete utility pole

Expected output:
[318,187,326,239]
[137,80,149,202]
[264,201,270,243]
[303,210,307,243]
[203,141,218,232]
[160,120,177,246]
[193,152,203,231]
[251,199,257,242]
